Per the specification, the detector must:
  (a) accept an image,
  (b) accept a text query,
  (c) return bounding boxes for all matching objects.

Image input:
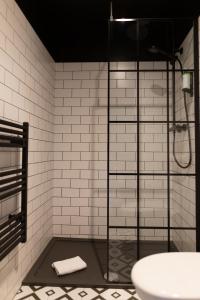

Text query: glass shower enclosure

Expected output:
[105,17,199,283]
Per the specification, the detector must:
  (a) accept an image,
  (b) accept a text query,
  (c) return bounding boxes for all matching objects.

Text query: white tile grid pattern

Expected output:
[0,0,54,299]
[53,23,198,247]
[0,4,199,300]
[171,26,196,251]
[53,61,169,242]
[14,285,140,300]
[0,149,20,223]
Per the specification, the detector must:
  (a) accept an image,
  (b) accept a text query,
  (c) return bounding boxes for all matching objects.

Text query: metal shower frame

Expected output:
[106,17,200,283]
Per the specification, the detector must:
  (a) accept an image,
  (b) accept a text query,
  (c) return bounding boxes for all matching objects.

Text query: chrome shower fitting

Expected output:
[169,123,188,133]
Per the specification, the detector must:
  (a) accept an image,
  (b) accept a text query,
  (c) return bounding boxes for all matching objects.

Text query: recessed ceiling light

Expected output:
[110,1,136,22]
[115,18,136,22]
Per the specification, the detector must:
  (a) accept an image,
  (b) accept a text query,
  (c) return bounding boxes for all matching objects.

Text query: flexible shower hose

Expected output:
[172,58,192,168]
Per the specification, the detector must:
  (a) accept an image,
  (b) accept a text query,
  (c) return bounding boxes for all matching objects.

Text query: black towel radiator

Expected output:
[0,118,29,261]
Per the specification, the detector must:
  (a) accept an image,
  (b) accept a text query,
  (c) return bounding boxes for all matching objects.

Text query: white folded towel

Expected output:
[52,256,87,276]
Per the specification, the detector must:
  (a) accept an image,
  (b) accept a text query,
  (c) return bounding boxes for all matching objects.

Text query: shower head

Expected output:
[148,45,177,61]
[148,45,159,54]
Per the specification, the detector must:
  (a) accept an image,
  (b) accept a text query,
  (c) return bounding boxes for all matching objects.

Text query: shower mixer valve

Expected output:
[169,124,188,132]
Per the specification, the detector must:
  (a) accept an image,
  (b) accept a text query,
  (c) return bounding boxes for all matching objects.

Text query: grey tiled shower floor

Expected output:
[23,238,177,287]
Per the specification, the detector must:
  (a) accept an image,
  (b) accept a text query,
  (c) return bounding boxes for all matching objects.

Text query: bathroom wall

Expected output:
[0,0,54,299]
[53,61,169,241]
[0,2,199,297]
[53,20,199,245]
[171,25,196,251]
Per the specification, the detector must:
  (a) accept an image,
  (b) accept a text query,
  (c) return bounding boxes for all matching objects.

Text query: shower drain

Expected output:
[104,272,119,282]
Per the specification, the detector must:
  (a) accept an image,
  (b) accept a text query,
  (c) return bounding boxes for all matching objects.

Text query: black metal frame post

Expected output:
[136,19,140,260]
[167,61,171,251]
[194,17,200,252]
[107,20,111,282]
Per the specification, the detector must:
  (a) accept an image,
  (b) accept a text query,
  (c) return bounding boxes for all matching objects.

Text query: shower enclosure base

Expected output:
[23,237,178,288]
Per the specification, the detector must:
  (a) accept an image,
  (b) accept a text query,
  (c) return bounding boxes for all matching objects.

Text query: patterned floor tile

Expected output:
[14,286,140,300]
[21,297,37,300]
[100,288,134,300]
[34,286,66,300]
[67,287,99,299]
[15,286,35,300]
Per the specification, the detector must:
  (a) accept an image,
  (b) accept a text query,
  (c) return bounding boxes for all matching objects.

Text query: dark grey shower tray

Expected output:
[23,237,177,288]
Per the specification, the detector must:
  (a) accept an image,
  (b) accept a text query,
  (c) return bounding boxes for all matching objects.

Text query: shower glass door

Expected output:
[107,18,199,284]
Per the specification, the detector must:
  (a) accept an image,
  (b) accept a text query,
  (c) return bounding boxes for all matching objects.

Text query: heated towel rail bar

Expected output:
[0,119,29,261]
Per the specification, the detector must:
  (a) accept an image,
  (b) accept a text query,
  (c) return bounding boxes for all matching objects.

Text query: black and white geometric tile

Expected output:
[108,240,137,282]
[14,286,140,300]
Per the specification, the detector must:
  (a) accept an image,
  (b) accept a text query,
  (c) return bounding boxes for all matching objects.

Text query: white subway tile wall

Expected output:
[171,26,196,251]
[53,22,199,246]
[0,149,20,231]
[53,61,170,242]
[0,0,54,299]
[0,3,199,299]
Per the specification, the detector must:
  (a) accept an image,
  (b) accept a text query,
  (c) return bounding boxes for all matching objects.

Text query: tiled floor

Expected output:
[14,286,140,300]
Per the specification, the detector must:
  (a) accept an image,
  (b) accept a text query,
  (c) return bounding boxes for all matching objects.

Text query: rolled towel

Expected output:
[52,256,87,276]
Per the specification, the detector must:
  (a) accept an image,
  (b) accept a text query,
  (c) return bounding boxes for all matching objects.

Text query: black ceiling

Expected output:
[15,0,200,62]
